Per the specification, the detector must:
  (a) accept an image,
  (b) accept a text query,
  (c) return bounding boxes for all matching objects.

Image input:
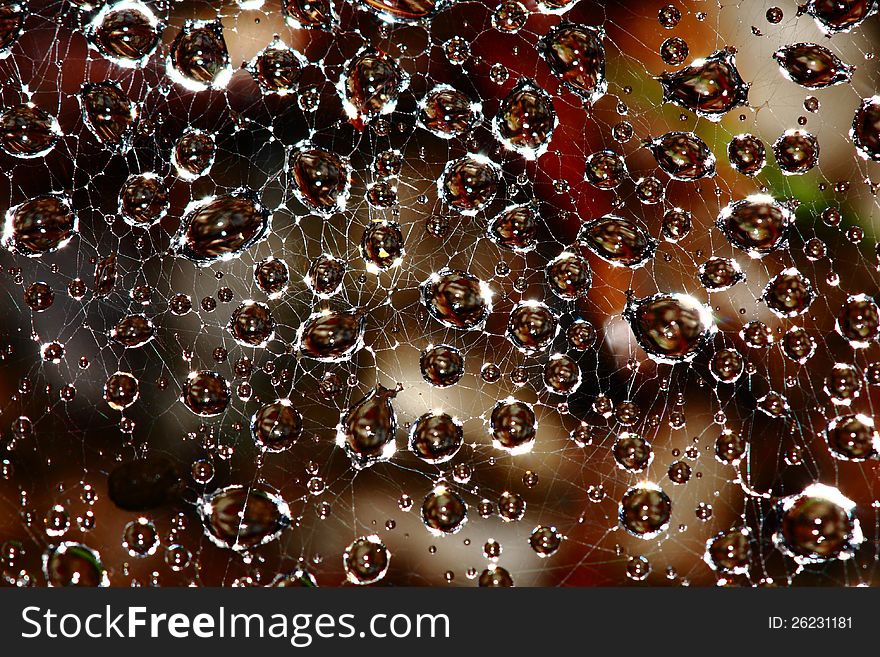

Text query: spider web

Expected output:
[0,0,879,587]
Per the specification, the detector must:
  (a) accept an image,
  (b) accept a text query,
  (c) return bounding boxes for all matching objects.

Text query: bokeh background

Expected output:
[1,0,880,586]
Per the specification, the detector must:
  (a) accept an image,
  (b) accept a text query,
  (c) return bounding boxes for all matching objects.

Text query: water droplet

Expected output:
[420,344,464,388]
[172,128,215,179]
[343,535,389,585]
[546,250,591,299]
[658,48,750,121]
[773,42,853,88]
[805,0,877,34]
[289,143,351,214]
[538,21,607,103]
[417,84,479,138]
[86,1,162,68]
[613,432,653,472]
[409,412,463,463]
[492,78,556,158]
[727,133,766,177]
[181,370,231,417]
[340,47,408,123]
[251,399,303,451]
[44,542,109,587]
[172,190,270,265]
[0,103,61,161]
[649,131,716,180]
[199,484,290,551]
[716,194,792,256]
[228,301,274,346]
[507,300,559,353]
[851,96,880,161]
[439,154,500,215]
[110,314,155,347]
[297,309,364,361]
[698,257,745,291]
[619,483,672,539]
[167,19,232,91]
[624,293,715,363]
[774,484,863,563]
[421,485,467,534]
[422,268,491,330]
[361,219,404,271]
[490,398,537,453]
[337,386,398,469]
[119,173,168,227]
[578,215,656,268]
[772,129,819,174]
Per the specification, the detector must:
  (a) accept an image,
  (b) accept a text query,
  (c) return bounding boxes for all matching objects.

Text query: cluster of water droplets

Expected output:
[0,0,879,588]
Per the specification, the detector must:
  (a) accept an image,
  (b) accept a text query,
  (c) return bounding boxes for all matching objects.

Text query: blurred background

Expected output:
[1,0,880,586]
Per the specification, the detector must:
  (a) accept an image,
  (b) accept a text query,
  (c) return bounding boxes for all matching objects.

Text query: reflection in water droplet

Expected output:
[344,535,389,585]
[199,485,290,551]
[774,483,863,563]
[625,293,715,363]
[658,48,750,121]
[337,386,398,469]
[538,21,607,103]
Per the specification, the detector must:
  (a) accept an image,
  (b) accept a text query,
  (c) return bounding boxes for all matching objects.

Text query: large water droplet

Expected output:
[340,47,408,123]
[762,267,816,317]
[0,103,61,158]
[492,78,556,158]
[86,0,162,68]
[199,485,291,551]
[704,528,751,575]
[290,142,350,214]
[490,398,537,454]
[624,292,715,363]
[282,0,334,29]
[421,268,491,330]
[417,84,479,138]
[118,172,168,227]
[658,48,750,121]
[649,131,716,180]
[773,42,853,88]
[698,257,745,291]
[409,412,463,463]
[538,21,607,103]
[488,203,538,252]
[825,414,878,461]
[80,81,136,149]
[851,96,880,161]
[619,483,672,539]
[774,483,863,563]
[167,19,232,91]
[337,385,398,469]
[297,309,364,361]
[420,344,464,387]
[716,194,792,256]
[248,38,305,95]
[805,0,877,34]
[577,215,657,268]
[181,370,231,417]
[44,543,109,587]
[228,300,275,346]
[421,485,468,534]
[772,129,819,175]
[836,294,880,347]
[727,133,766,177]
[172,190,270,265]
[546,251,591,300]
[361,219,404,271]
[507,300,559,353]
[438,154,500,215]
[251,399,303,451]
[343,535,389,585]
[2,195,77,256]
[110,314,154,347]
